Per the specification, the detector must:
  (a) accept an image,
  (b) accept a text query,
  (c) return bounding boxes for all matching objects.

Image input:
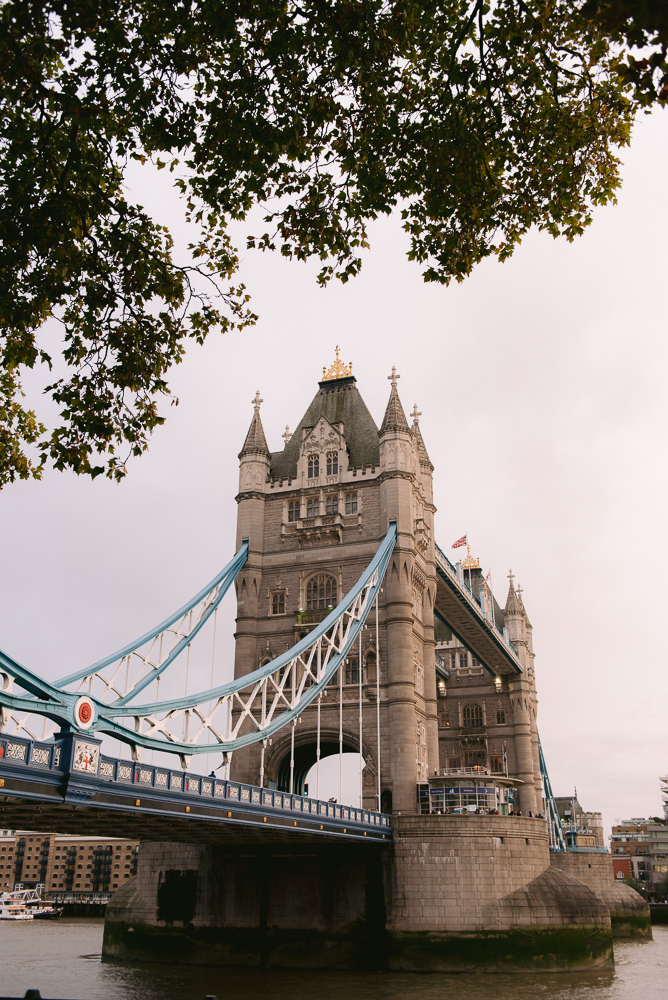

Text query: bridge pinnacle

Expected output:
[239,391,270,458]
[380,367,409,435]
[411,404,421,424]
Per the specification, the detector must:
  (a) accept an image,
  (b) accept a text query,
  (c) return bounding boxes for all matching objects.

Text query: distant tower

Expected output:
[503,574,539,813]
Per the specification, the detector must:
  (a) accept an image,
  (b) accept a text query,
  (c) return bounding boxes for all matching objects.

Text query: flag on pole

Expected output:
[451,535,467,549]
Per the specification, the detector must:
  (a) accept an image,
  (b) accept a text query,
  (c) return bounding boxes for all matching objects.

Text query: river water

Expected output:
[1,920,667,1000]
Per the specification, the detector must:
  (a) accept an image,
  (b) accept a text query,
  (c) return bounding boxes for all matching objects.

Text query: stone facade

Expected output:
[231,370,441,813]
[231,366,545,815]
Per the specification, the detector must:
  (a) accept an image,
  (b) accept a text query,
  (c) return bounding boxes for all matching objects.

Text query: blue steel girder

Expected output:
[0,542,249,739]
[0,526,397,760]
[434,544,523,677]
[538,732,567,851]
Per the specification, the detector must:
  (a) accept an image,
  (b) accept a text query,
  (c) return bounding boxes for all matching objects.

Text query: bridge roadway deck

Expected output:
[0,734,391,846]
[434,545,523,677]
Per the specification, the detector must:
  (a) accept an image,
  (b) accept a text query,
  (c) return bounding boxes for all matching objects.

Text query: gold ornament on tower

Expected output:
[322,346,353,381]
[461,545,480,570]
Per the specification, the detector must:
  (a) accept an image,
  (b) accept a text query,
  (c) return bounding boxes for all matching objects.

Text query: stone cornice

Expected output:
[235,491,267,503]
[376,470,416,485]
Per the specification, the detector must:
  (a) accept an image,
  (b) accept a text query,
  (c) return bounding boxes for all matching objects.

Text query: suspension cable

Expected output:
[205,607,218,775]
[316,693,321,799]
[375,592,381,812]
[359,625,363,808]
[339,657,343,804]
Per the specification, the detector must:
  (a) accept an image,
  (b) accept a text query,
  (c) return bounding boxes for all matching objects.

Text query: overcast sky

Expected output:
[1,109,666,835]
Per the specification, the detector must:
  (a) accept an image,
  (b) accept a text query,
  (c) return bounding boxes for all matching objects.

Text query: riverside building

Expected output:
[0,831,138,895]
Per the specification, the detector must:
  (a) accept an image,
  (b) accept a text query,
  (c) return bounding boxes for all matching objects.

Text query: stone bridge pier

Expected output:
[103,815,648,971]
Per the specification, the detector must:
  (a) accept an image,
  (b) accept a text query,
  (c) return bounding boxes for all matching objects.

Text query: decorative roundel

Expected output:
[74,696,95,730]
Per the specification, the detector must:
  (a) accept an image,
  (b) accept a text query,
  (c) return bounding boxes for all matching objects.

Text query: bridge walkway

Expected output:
[0,733,391,846]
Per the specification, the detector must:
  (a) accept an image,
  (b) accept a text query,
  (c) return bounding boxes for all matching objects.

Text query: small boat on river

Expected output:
[0,892,33,920]
[0,887,63,920]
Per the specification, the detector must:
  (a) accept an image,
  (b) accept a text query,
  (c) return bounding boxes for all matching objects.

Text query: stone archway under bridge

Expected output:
[264,727,387,808]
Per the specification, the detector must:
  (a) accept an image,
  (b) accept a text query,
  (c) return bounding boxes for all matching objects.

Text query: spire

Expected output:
[239,390,270,458]
[410,403,432,467]
[516,584,531,627]
[380,366,409,434]
[504,569,523,616]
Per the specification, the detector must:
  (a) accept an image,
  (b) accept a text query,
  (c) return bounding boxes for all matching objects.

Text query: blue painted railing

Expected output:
[0,733,392,839]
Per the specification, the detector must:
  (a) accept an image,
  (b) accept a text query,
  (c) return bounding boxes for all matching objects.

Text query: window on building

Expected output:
[439,713,450,728]
[306,574,338,610]
[451,653,457,670]
[288,500,300,522]
[464,750,486,768]
[490,756,504,773]
[449,757,462,770]
[462,703,483,728]
[459,652,467,669]
[345,492,358,515]
[471,656,479,666]
[306,498,318,517]
[307,454,320,478]
[271,593,285,616]
[496,710,506,725]
[326,452,338,476]
[345,659,364,685]
[326,495,338,515]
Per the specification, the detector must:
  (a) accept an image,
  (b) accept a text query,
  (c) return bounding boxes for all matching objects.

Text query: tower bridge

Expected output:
[0,353,649,971]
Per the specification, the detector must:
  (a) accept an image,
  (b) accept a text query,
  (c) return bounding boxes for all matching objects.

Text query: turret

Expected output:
[237,390,270,551]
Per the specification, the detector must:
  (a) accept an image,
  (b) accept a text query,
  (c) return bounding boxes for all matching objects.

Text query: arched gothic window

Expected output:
[272,593,285,615]
[462,703,483,728]
[496,710,506,725]
[326,494,338,515]
[306,498,319,517]
[288,500,300,522]
[345,492,357,514]
[306,574,337,610]
[326,452,338,475]
[308,454,320,478]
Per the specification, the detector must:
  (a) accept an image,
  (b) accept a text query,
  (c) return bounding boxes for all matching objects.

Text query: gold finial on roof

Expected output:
[461,545,480,570]
[322,345,353,382]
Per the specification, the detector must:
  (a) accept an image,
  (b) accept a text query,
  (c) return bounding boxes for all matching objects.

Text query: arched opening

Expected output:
[275,737,359,795]
[381,790,393,815]
[304,752,365,806]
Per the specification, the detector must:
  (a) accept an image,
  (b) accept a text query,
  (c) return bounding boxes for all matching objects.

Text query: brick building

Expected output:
[0,831,138,894]
[610,816,668,899]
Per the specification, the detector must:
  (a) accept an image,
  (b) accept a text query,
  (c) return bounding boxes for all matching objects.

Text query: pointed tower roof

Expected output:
[516,585,531,627]
[239,390,270,459]
[410,403,432,468]
[504,570,523,617]
[270,364,380,479]
[380,366,409,435]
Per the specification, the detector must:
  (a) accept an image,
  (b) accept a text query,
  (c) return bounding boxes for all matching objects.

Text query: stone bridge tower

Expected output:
[231,354,438,813]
